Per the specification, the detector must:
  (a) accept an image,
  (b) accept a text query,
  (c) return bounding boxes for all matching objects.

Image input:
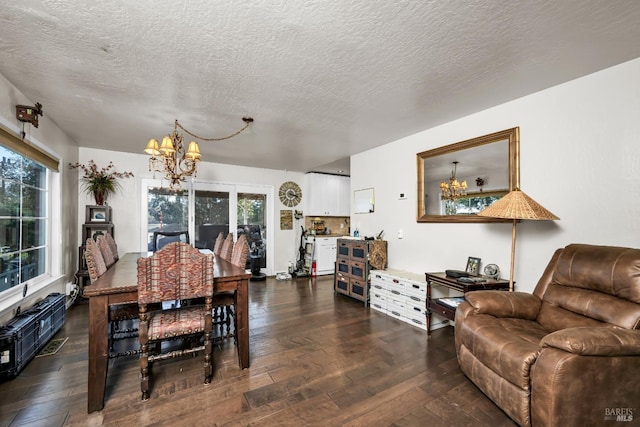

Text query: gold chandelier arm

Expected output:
[174,117,253,142]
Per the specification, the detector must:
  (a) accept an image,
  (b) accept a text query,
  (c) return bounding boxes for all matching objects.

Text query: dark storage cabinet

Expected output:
[334,238,386,305]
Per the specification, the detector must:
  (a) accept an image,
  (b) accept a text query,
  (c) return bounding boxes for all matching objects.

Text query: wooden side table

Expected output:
[425,272,510,335]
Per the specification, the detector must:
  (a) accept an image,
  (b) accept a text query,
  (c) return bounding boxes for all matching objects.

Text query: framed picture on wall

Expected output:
[466,256,481,275]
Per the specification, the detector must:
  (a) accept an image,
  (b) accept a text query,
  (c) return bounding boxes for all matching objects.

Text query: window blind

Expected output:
[0,125,59,171]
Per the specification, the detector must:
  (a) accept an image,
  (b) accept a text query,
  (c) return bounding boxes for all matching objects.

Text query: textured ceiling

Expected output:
[1,1,640,175]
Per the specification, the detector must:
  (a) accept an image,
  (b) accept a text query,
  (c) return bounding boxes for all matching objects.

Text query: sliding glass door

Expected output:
[145,186,188,251]
[193,183,233,250]
[236,192,266,269]
[141,179,272,274]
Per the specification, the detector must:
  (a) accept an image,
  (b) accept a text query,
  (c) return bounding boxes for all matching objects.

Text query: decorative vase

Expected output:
[93,191,106,206]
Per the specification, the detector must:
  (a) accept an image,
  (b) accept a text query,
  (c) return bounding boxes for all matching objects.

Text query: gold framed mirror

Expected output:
[417,127,519,223]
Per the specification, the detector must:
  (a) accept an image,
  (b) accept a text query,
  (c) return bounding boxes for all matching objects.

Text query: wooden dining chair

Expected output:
[87,236,138,357]
[104,232,119,261]
[213,234,249,342]
[230,234,250,268]
[219,233,234,260]
[151,230,190,252]
[213,232,225,256]
[136,242,214,400]
[84,237,107,283]
[96,235,116,268]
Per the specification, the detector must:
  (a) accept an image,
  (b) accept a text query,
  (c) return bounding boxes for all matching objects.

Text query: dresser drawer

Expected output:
[350,241,368,261]
[370,291,388,314]
[370,282,393,299]
[370,272,391,289]
[406,312,428,331]
[387,296,406,315]
[336,258,350,276]
[337,240,350,258]
[429,299,456,321]
[349,278,367,299]
[406,293,426,309]
[405,298,427,317]
[349,261,366,281]
[335,272,349,295]
[403,280,427,299]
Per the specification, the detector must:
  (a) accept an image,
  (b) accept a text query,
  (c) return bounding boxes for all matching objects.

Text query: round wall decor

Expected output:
[279,181,302,207]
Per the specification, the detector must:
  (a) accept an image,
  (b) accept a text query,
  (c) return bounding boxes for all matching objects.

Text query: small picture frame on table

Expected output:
[86,205,111,223]
[466,256,481,275]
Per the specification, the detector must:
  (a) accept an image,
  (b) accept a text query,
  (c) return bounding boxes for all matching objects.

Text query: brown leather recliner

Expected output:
[455,244,640,426]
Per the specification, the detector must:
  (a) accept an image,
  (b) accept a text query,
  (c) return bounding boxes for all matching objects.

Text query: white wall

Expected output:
[76,147,305,275]
[0,74,79,323]
[351,58,640,294]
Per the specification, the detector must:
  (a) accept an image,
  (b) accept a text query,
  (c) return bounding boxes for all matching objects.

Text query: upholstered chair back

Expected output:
[533,244,640,332]
[104,232,119,261]
[220,233,234,260]
[231,234,250,268]
[85,238,107,283]
[213,232,225,256]
[96,235,116,268]
[137,242,214,305]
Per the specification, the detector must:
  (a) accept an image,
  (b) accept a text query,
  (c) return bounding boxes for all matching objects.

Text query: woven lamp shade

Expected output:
[477,189,559,221]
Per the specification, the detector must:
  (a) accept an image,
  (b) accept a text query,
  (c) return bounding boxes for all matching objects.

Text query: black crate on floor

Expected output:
[0,293,66,381]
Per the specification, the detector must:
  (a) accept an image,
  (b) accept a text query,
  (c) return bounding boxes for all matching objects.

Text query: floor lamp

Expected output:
[477,188,559,291]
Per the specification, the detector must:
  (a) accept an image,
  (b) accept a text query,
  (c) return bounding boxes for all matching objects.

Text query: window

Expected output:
[0,145,48,292]
[442,190,508,215]
[146,187,188,251]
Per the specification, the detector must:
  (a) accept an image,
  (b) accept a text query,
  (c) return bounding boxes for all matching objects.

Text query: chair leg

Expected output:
[139,323,150,400]
[204,332,212,384]
[224,306,232,336]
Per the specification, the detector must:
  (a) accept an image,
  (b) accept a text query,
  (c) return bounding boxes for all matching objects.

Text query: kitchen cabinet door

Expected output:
[315,237,337,274]
[304,173,350,216]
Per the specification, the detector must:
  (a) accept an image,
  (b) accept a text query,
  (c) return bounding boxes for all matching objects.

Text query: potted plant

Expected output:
[69,160,134,205]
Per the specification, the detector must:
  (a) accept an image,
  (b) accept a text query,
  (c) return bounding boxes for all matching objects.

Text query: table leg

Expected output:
[88,295,109,413]
[235,279,249,369]
[426,280,432,337]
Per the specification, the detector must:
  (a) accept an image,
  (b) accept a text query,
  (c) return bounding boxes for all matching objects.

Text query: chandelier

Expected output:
[144,117,253,191]
[440,161,468,201]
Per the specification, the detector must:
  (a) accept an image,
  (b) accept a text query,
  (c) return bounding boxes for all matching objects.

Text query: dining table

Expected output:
[83,251,251,413]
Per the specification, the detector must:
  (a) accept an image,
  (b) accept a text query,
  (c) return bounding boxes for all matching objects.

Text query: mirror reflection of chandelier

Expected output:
[440,161,468,201]
[144,117,253,191]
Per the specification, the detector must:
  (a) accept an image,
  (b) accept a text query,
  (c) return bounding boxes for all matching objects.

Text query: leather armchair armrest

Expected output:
[540,327,640,356]
[465,290,541,320]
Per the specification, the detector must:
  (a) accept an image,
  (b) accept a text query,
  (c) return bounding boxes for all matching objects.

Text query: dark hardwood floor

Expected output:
[0,275,515,426]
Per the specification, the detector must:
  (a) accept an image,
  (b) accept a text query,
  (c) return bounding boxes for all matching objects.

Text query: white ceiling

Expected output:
[2,1,640,176]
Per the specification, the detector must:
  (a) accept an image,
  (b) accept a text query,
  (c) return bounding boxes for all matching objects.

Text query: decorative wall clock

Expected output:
[279,181,302,207]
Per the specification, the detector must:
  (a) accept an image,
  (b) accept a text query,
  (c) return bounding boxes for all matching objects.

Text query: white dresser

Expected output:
[370,269,448,332]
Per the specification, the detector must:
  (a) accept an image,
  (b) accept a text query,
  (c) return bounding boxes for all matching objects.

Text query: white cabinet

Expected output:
[304,173,350,216]
[370,269,431,331]
[310,236,338,275]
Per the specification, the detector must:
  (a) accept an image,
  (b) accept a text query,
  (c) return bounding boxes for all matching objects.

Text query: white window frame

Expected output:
[0,127,63,309]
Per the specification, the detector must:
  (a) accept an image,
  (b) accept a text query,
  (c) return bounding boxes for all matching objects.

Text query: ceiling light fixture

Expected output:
[440,161,467,201]
[144,117,253,191]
